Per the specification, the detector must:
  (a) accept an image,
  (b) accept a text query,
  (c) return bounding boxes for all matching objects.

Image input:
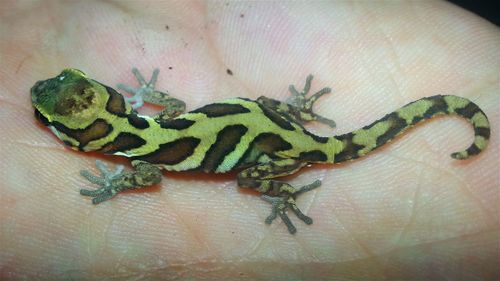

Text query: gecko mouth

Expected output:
[34,108,50,126]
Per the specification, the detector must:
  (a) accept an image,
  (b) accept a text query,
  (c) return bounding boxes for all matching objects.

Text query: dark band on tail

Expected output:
[334,95,490,163]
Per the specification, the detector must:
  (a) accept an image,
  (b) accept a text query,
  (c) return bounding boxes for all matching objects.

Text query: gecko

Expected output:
[31,68,491,234]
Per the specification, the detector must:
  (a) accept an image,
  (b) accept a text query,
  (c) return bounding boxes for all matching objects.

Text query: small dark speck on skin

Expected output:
[240,14,244,18]
[168,66,173,70]
[165,25,169,30]
[227,69,233,75]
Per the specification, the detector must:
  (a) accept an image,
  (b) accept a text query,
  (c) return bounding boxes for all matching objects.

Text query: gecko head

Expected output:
[31,69,105,125]
[31,69,131,150]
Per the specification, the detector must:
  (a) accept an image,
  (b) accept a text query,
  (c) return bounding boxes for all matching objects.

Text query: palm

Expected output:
[1,1,498,279]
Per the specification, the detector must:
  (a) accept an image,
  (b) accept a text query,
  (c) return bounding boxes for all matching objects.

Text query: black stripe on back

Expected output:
[52,118,113,149]
[191,103,250,117]
[159,118,196,130]
[134,137,201,165]
[199,124,248,172]
[252,133,293,154]
[257,103,295,131]
[302,129,329,143]
[234,133,293,168]
[127,114,150,129]
[103,84,127,117]
[100,132,146,154]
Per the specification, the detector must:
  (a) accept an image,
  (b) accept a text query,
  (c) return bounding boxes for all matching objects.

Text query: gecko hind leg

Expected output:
[117,68,186,120]
[237,159,321,234]
[257,74,336,128]
[261,180,321,233]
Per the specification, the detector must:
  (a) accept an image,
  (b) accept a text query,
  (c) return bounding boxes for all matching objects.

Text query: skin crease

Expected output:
[0,1,498,280]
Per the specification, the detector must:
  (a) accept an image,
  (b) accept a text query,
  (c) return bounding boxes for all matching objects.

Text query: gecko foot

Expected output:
[287,75,336,128]
[117,68,186,118]
[261,180,321,234]
[79,160,126,204]
[117,68,161,110]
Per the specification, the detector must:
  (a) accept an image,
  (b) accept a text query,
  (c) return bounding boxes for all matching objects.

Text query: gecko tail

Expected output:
[333,95,490,163]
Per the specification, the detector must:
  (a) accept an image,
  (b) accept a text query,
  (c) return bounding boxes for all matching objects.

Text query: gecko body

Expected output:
[31,68,490,233]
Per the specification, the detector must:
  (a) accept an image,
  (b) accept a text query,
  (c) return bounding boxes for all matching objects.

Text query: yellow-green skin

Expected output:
[31,69,491,234]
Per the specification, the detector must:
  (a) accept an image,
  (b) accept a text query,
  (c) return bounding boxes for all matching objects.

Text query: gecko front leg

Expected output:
[117,68,186,120]
[80,160,162,204]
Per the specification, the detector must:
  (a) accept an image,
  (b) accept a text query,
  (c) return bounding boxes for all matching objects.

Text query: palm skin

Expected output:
[0,1,498,280]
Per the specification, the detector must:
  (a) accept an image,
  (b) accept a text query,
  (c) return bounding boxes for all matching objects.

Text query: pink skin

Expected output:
[1,1,499,280]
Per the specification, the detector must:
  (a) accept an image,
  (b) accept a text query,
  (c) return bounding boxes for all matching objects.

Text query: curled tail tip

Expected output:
[450,136,488,160]
[450,151,469,160]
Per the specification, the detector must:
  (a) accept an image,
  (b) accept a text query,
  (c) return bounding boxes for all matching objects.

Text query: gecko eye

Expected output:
[34,108,50,126]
